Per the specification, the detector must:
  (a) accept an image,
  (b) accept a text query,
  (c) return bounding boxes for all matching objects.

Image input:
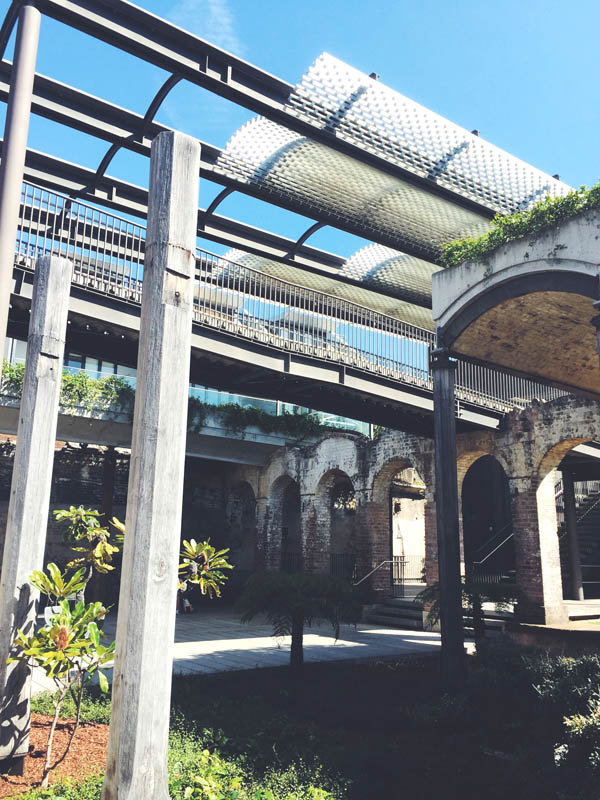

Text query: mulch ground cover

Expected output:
[0,715,107,798]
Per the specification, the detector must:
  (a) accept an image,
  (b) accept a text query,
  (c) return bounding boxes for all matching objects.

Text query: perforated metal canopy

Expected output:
[222,248,436,330]
[214,53,571,263]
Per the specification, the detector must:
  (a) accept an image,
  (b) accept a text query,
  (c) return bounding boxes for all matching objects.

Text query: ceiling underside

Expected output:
[452,292,599,393]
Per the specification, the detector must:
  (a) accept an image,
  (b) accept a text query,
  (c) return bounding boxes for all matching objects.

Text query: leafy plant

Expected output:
[53,507,121,598]
[9,573,114,788]
[416,576,518,640]
[29,562,88,606]
[178,539,234,598]
[237,571,361,675]
[440,181,600,267]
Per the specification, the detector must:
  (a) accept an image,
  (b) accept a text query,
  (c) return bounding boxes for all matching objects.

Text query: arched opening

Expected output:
[226,481,257,576]
[542,440,600,601]
[268,476,302,573]
[371,458,427,598]
[390,467,426,597]
[462,455,514,584]
[316,470,357,580]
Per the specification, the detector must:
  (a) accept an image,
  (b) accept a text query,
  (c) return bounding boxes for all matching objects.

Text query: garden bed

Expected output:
[0,715,107,798]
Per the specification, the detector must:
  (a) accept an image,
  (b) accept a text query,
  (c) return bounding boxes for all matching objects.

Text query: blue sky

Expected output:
[2,0,599,258]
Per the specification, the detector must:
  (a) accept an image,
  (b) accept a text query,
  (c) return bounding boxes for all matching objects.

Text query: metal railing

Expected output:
[329,553,357,581]
[13,181,566,414]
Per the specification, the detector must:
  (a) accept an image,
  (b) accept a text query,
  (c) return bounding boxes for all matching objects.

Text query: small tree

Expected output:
[9,566,114,788]
[237,571,361,676]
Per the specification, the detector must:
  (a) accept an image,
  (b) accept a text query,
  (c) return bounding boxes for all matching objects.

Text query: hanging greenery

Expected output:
[188,398,337,441]
[1,360,135,414]
[1,361,346,441]
[440,182,600,268]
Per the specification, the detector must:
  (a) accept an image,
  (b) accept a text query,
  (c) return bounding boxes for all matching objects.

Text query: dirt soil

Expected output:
[0,714,108,798]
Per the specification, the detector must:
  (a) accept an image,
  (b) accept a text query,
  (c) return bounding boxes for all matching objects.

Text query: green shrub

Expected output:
[559,691,600,772]
[440,181,600,267]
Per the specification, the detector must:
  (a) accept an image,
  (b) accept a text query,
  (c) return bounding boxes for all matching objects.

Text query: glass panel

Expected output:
[65,352,83,369]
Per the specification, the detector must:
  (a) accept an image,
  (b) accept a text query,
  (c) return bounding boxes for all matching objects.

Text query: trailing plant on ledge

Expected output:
[2,361,354,440]
[188,396,337,440]
[440,181,600,267]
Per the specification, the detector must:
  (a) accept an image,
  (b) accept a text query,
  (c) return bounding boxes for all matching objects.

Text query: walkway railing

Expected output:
[13,182,566,414]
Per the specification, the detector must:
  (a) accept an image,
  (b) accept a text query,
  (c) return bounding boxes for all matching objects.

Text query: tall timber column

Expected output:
[0,4,41,365]
[0,255,72,772]
[102,131,200,800]
[431,347,466,691]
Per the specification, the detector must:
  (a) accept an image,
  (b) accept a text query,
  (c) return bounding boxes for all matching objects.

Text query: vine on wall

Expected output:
[2,361,343,441]
[440,182,600,268]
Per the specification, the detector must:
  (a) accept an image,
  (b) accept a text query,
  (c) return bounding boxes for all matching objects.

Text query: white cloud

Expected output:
[168,0,246,56]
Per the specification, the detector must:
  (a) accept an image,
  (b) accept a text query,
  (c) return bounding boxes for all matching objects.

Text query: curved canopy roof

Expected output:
[214,53,571,262]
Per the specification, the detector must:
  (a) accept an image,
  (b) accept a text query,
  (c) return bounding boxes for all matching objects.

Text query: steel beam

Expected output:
[0,5,40,368]
[7,144,450,309]
[0,60,448,263]
[30,0,495,221]
[431,347,466,691]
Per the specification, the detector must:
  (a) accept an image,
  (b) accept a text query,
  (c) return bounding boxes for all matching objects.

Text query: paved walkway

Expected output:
[32,607,442,694]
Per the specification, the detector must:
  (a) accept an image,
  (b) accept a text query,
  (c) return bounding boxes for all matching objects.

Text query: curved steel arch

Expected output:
[90,72,182,192]
[0,1,21,63]
[286,221,326,259]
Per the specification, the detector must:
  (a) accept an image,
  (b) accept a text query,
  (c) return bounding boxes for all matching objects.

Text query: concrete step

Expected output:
[367,613,423,630]
[373,606,423,622]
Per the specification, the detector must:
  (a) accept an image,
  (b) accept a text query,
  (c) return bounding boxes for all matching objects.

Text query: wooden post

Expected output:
[431,347,466,692]
[101,131,200,800]
[562,470,584,601]
[0,255,72,772]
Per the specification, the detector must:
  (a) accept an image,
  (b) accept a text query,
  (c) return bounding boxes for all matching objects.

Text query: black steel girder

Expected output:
[0,60,446,263]
[28,0,496,222]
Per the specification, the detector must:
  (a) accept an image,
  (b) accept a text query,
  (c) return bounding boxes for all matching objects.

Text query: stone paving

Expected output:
[32,607,443,694]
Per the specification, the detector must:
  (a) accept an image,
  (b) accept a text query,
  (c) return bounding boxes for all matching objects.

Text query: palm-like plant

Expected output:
[417,577,519,641]
[237,571,361,676]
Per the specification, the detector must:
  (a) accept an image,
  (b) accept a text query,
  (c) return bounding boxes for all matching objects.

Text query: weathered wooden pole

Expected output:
[0,4,41,368]
[431,346,466,692]
[0,255,72,773]
[101,131,200,800]
[562,470,584,601]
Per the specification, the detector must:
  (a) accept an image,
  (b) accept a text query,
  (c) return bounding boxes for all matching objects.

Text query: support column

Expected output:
[511,473,568,625]
[562,470,584,601]
[0,4,41,365]
[431,347,466,691]
[101,131,200,800]
[0,255,72,771]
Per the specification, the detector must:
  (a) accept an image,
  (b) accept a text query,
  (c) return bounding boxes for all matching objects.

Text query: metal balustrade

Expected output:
[13,181,565,414]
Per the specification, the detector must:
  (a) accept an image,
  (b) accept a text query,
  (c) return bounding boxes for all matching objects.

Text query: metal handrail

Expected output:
[472,520,513,558]
[13,180,567,416]
[353,560,393,586]
[471,531,514,566]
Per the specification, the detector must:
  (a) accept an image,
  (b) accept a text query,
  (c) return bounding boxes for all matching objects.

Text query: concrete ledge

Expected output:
[506,621,600,655]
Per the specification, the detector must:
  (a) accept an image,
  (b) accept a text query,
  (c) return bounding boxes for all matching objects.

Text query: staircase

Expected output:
[366,596,511,635]
[558,486,600,599]
[367,597,425,629]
